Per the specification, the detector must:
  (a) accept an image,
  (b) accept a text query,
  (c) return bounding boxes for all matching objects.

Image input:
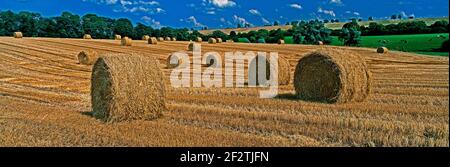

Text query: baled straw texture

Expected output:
[278,39,285,44]
[166,53,184,69]
[13,32,23,38]
[294,48,371,103]
[83,34,92,39]
[249,54,291,85]
[216,38,223,43]
[77,50,99,65]
[142,35,150,41]
[377,47,388,54]
[148,37,158,44]
[165,37,171,41]
[157,37,164,42]
[121,37,132,46]
[91,54,166,122]
[208,38,217,44]
[196,37,203,42]
[114,35,121,40]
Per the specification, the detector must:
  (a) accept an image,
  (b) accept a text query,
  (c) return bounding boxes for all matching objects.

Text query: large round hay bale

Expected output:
[278,39,285,44]
[377,47,388,54]
[121,37,132,46]
[171,37,177,41]
[196,37,203,42]
[208,38,217,44]
[114,35,121,40]
[148,37,158,44]
[249,55,291,85]
[77,50,98,65]
[165,37,171,41]
[166,53,184,69]
[91,54,166,122]
[216,38,223,43]
[13,32,23,38]
[188,42,194,51]
[142,35,150,41]
[293,49,371,103]
[83,34,92,39]
[157,37,164,42]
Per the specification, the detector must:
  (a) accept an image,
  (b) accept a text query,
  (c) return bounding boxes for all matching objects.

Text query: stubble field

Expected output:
[0,37,448,147]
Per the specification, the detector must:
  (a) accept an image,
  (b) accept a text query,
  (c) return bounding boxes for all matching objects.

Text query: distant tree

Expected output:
[237,23,242,28]
[54,12,83,38]
[273,21,280,26]
[358,19,363,22]
[211,30,228,40]
[324,19,329,23]
[368,16,374,21]
[339,27,361,46]
[82,14,114,39]
[113,18,133,38]
[391,14,397,20]
[398,14,403,20]
[133,23,153,39]
[408,16,415,19]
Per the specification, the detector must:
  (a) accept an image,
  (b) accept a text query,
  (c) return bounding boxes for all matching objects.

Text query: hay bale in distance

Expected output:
[226,40,234,43]
[83,34,92,39]
[157,37,164,42]
[196,37,203,42]
[317,41,324,45]
[249,54,291,85]
[121,37,132,46]
[142,35,150,41]
[165,37,171,41]
[166,53,184,69]
[208,38,217,44]
[171,37,177,41]
[377,47,388,54]
[293,49,371,103]
[114,35,121,40]
[148,37,158,45]
[188,42,194,51]
[216,38,223,43]
[77,50,99,65]
[91,54,166,122]
[13,32,23,38]
[278,39,285,44]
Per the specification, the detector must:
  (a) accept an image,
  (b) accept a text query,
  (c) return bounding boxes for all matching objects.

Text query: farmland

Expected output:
[330,33,449,56]
[0,37,449,147]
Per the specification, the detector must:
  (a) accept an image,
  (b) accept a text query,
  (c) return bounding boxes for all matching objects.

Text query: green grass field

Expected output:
[330,33,449,56]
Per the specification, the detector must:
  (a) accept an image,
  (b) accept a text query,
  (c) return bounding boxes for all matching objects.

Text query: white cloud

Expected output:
[155,7,165,13]
[318,7,336,17]
[120,0,132,6]
[353,12,360,16]
[289,3,302,9]
[209,0,236,8]
[249,9,261,16]
[330,0,342,5]
[233,15,252,26]
[187,16,205,27]
[105,0,118,4]
[262,18,270,24]
[207,11,216,15]
[141,16,162,28]
[136,0,159,5]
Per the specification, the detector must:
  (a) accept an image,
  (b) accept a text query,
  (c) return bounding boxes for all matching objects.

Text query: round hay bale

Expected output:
[91,54,166,122]
[278,39,285,44]
[148,37,158,44]
[208,38,217,44]
[13,32,23,38]
[77,50,99,65]
[196,37,203,42]
[157,37,164,42]
[377,47,388,54]
[166,53,184,69]
[165,37,171,41]
[142,35,150,41]
[317,41,324,45]
[226,40,234,43]
[114,35,121,40]
[249,55,291,85]
[188,42,194,51]
[171,37,177,41]
[293,49,371,103]
[216,38,223,43]
[83,34,92,39]
[121,37,132,46]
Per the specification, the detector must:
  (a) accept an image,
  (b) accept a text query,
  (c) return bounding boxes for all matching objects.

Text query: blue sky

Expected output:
[0,0,448,29]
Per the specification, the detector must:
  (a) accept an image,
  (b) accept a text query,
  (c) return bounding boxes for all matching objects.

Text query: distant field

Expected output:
[330,33,449,56]
[199,17,449,35]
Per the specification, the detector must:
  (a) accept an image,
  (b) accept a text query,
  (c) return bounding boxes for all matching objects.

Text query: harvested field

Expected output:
[0,37,448,147]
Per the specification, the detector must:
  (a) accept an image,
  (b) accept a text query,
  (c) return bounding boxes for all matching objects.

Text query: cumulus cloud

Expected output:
[262,18,270,24]
[141,16,162,28]
[318,7,336,17]
[330,0,342,5]
[233,15,252,26]
[353,12,360,16]
[187,16,205,27]
[289,3,302,9]
[209,0,236,8]
[136,0,159,5]
[249,9,261,16]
